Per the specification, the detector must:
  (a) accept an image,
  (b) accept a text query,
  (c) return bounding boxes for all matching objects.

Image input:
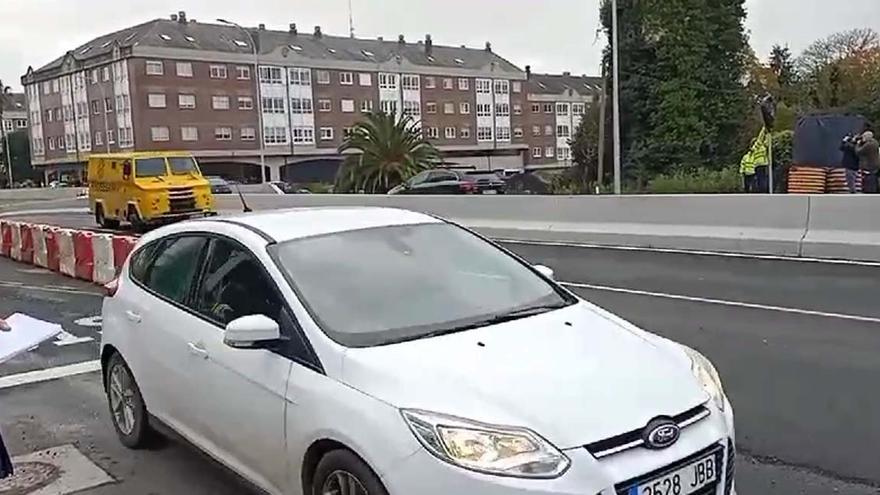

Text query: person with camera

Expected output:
[840,134,861,193]
[0,318,13,479]
[856,130,879,194]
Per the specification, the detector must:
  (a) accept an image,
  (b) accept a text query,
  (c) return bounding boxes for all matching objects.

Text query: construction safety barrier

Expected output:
[0,219,138,286]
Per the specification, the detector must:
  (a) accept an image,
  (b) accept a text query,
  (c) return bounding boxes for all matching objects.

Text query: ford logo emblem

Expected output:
[643,419,681,450]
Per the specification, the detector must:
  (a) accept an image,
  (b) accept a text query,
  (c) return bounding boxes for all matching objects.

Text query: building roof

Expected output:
[1,92,26,113]
[528,73,604,96]
[32,16,521,76]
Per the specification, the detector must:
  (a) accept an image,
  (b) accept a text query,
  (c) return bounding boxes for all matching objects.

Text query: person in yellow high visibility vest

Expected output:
[740,127,770,193]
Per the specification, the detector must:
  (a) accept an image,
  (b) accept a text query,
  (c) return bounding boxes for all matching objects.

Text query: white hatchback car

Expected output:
[101,207,735,495]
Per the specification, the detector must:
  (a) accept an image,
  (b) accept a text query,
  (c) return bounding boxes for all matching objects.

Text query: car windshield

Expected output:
[168,157,199,175]
[273,223,573,347]
[135,158,168,178]
[208,177,226,185]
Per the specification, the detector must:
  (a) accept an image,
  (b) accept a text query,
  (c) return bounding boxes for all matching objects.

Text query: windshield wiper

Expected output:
[414,302,570,341]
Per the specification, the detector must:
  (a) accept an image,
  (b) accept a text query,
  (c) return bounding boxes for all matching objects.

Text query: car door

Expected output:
[124,235,210,436]
[185,236,298,493]
[406,171,432,194]
[432,171,462,194]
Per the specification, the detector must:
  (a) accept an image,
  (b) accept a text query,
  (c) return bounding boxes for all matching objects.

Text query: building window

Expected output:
[513,103,522,115]
[260,67,283,84]
[403,100,421,117]
[151,126,170,142]
[290,98,313,114]
[512,81,522,93]
[460,127,471,139]
[476,79,491,94]
[241,127,256,141]
[292,127,315,144]
[210,65,228,79]
[91,101,100,115]
[556,103,569,116]
[212,96,230,110]
[238,96,254,110]
[176,94,195,109]
[378,73,398,90]
[460,102,471,114]
[48,137,55,150]
[339,72,354,85]
[360,100,374,113]
[545,146,556,158]
[90,70,98,84]
[495,103,510,116]
[532,147,542,158]
[104,98,113,113]
[380,100,398,115]
[424,77,436,89]
[514,127,524,138]
[532,125,541,136]
[477,127,493,141]
[52,79,60,92]
[264,127,288,145]
[359,73,372,86]
[559,147,570,160]
[341,99,355,113]
[316,70,331,84]
[289,68,311,85]
[443,78,453,90]
[107,130,115,144]
[476,103,492,117]
[45,109,53,122]
[262,97,285,114]
[445,127,456,139]
[401,75,420,91]
[214,127,233,141]
[543,103,554,113]
[426,102,437,114]
[181,126,199,141]
[425,127,439,139]
[343,127,354,138]
[458,78,469,91]
[318,99,332,112]
[545,125,553,136]
[572,103,586,115]
[236,66,251,80]
[145,60,164,75]
[444,102,455,115]
[494,80,510,94]
[496,127,511,140]
[531,103,541,113]
[320,127,334,141]
[94,132,103,146]
[176,62,193,77]
[557,125,571,138]
[148,93,167,108]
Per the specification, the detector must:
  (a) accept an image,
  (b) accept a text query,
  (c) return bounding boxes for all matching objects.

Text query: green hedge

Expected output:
[646,167,743,194]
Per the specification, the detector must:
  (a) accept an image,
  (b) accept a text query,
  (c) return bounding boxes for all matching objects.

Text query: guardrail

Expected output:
[216,194,880,262]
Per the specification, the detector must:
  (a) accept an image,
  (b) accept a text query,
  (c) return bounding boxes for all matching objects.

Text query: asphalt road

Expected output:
[1,227,879,493]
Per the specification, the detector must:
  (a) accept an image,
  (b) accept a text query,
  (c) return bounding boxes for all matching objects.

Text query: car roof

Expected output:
[217,207,443,243]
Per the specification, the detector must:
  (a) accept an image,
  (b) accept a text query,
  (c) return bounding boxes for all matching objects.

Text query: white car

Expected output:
[100,207,735,495]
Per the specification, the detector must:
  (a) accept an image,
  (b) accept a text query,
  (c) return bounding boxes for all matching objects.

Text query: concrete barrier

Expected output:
[801,196,880,261]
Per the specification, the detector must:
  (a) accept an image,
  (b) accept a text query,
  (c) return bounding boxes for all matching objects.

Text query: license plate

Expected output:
[631,454,717,495]
[482,189,498,194]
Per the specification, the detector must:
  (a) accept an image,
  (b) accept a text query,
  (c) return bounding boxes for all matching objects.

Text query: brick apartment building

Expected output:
[21,12,600,183]
[1,93,28,139]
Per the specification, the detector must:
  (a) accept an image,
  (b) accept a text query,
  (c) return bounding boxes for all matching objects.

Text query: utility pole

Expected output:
[611,0,622,195]
[348,0,355,38]
[597,77,608,193]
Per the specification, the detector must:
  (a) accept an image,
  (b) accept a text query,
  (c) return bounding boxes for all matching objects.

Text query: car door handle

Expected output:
[125,310,142,323]
[187,342,209,360]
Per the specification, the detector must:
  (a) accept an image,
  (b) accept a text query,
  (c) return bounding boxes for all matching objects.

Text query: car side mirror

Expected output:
[224,315,281,349]
[533,264,555,280]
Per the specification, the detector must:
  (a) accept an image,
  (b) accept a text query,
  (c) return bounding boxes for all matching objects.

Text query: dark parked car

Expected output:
[388,169,506,195]
[207,176,233,194]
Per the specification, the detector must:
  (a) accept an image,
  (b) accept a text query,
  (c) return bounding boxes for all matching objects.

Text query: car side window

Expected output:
[410,171,430,185]
[436,172,457,182]
[141,236,208,304]
[195,239,282,327]
[129,241,160,283]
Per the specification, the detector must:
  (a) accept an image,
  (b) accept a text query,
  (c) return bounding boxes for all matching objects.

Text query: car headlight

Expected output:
[682,346,727,412]
[401,409,570,478]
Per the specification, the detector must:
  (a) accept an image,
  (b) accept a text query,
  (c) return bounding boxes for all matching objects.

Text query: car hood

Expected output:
[341,301,708,449]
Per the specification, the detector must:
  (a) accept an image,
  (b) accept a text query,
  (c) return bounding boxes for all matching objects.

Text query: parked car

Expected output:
[101,207,735,495]
[207,176,233,195]
[388,169,506,195]
[269,181,313,194]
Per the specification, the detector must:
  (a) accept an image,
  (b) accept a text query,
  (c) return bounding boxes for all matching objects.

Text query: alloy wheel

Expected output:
[321,470,368,495]
[108,364,137,436]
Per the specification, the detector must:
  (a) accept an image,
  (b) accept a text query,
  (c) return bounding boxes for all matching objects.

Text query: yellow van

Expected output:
[88,152,216,230]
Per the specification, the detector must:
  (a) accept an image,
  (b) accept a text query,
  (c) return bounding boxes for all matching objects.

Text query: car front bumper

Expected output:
[382,401,735,495]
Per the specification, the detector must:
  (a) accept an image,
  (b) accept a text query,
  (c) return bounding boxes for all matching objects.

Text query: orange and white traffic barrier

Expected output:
[73,231,96,282]
[9,222,21,261]
[18,223,35,265]
[57,229,77,278]
[33,225,49,268]
[93,233,116,284]
[0,221,12,257]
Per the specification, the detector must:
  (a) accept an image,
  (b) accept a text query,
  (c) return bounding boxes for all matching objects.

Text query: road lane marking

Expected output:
[498,238,880,268]
[53,329,96,347]
[562,282,880,324]
[0,280,101,297]
[0,360,101,390]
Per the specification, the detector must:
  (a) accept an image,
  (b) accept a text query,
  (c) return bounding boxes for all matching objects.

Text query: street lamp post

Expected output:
[218,19,267,183]
[611,0,622,195]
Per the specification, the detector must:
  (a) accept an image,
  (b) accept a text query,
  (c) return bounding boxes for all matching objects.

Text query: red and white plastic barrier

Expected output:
[0,220,139,286]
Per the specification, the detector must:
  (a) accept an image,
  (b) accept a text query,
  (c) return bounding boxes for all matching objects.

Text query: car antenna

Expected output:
[235,184,253,213]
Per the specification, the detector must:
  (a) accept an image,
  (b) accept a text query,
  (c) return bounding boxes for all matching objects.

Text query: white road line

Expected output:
[498,238,880,268]
[0,280,101,297]
[0,360,101,390]
[562,281,880,324]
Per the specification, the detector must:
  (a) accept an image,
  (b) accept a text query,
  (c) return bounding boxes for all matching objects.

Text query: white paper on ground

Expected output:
[0,313,63,365]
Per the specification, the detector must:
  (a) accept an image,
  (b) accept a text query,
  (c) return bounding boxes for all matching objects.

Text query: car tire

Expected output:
[105,353,151,449]
[126,206,146,234]
[96,205,121,229]
[311,450,389,495]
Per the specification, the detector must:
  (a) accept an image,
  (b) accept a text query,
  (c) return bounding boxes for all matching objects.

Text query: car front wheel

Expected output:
[312,450,389,495]
[105,353,151,449]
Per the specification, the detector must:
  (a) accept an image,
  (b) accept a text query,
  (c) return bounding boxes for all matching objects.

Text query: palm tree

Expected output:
[0,80,12,188]
[335,112,439,193]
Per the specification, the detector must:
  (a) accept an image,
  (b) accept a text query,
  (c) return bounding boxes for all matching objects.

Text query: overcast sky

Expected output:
[1,0,878,91]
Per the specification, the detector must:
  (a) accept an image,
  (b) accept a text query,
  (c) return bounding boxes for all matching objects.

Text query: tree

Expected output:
[797,28,880,112]
[566,99,603,191]
[769,45,797,88]
[335,112,440,193]
[0,131,37,187]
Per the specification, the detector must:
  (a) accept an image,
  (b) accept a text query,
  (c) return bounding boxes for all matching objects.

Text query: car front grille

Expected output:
[614,443,724,495]
[585,405,710,459]
[168,187,197,213]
